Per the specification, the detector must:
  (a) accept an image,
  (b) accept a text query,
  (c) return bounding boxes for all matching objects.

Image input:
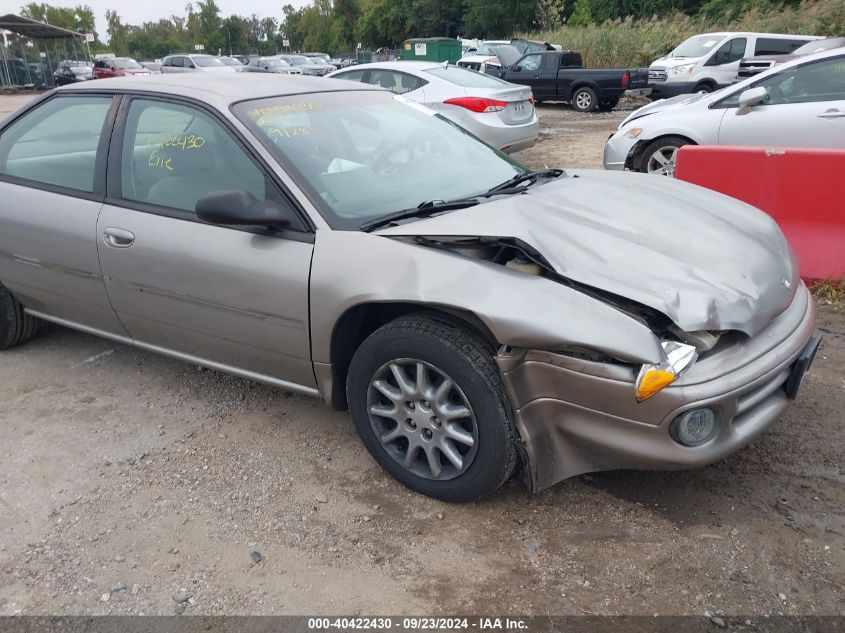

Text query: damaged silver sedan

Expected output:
[0,75,820,501]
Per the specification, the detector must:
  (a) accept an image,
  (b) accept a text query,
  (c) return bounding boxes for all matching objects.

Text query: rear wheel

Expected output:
[597,97,620,112]
[347,313,518,502]
[0,283,41,350]
[639,136,691,177]
[571,87,598,112]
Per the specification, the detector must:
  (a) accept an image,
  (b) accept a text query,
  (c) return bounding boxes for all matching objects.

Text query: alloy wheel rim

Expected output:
[575,91,592,110]
[366,359,479,481]
[647,146,678,177]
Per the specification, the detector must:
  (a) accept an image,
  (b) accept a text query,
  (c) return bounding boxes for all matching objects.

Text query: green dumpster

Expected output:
[401,38,462,64]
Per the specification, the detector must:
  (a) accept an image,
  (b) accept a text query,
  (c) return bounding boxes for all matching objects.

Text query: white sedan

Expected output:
[328,61,539,153]
[604,48,845,176]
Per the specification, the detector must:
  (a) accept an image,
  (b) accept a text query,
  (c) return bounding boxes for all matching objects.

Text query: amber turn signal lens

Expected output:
[635,368,678,402]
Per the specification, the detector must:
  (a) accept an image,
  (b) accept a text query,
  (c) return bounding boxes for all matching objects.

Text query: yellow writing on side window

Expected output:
[143,132,206,171]
[148,149,173,171]
[144,133,206,151]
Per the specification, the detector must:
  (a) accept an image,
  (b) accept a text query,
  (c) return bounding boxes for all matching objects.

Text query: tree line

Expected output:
[19,0,814,60]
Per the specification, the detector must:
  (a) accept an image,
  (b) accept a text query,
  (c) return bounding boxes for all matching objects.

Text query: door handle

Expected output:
[532,74,540,79]
[103,227,135,248]
[817,110,845,119]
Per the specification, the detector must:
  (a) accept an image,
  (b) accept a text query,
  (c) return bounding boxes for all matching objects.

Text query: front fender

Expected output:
[309,230,664,366]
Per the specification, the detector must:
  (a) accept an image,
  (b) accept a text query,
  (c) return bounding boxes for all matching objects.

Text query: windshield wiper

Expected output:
[360,183,536,232]
[487,168,563,194]
[360,198,481,232]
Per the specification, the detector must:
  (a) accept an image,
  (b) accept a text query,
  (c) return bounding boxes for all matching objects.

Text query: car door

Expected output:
[97,96,316,387]
[704,37,748,86]
[0,93,128,335]
[717,55,845,149]
[503,54,549,98]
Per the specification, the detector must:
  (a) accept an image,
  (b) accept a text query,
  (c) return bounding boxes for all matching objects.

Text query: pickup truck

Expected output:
[496,50,649,112]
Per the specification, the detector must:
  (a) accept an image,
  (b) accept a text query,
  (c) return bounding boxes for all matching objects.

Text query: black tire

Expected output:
[0,283,41,350]
[571,86,598,112]
[638,135,691,176]
[693,82,714,94]
[347,312,518,502]
[597,97,620,112]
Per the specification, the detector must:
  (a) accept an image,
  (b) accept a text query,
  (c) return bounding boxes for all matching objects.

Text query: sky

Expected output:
[16,0,309,43]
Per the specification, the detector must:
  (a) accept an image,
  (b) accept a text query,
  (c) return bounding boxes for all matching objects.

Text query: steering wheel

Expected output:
[372,128,453,176]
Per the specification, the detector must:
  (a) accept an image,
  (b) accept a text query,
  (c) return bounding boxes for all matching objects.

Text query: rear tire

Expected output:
[0,283,41,350]
[597,97,620,112]
[571,87,598,112]
[347,312,518,502]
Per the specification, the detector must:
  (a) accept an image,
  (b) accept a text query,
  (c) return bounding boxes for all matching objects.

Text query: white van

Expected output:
[649,32,821,99]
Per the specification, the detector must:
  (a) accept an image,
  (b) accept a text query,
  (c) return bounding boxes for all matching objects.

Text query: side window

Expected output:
[719,56,845,107]
[120,99,268,214]
[712,38,747,65]
[368,70,410,94]
[0,96,112,192]
[755,38,807,56]
[517,54,542,72]
[335,69,367,82]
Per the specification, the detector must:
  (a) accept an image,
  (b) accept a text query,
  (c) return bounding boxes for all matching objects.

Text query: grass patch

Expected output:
[524,0,845,68]
[810,278,845,303]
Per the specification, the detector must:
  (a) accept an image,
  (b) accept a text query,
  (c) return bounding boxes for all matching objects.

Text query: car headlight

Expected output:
[625,127,644,139]
[635,341,698,402]
[671,63,697,75]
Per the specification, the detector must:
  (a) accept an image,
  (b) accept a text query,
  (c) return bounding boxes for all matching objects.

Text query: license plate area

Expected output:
[785,333,822,399]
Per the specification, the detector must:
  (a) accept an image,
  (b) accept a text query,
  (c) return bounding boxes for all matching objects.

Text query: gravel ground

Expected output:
[0,94,843,617]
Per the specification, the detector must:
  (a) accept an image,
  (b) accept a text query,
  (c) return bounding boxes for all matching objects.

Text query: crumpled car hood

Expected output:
[378,170,798,337]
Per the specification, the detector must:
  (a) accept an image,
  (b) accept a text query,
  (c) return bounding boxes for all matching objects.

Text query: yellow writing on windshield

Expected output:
[247,101,322,122]
[267,126,309,139]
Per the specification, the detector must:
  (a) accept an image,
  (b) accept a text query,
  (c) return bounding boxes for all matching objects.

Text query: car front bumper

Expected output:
[603,129,638,170]
[497,284,818,492]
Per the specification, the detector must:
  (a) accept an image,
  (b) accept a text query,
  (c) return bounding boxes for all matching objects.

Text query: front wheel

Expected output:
[639,136,691,177]
[571,87,598,112]
[347,313,518,502]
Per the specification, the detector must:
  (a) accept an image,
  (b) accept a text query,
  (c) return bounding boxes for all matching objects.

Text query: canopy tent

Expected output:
[1,14,90,89]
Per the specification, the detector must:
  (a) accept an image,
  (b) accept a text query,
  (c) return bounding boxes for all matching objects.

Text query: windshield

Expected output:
[193,55,225,67]
[670,34,726,59]
[267,59,291,68]
[114,59,143,69]
[234,91,524,230]
[287,56,311,66]
[220,57,241,66]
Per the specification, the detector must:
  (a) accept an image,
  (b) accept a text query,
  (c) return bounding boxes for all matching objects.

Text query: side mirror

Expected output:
[738,86,768,108]
[196,190,290,229]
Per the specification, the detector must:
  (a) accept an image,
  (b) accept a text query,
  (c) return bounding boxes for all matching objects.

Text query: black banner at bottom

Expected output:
[0,616,842,633]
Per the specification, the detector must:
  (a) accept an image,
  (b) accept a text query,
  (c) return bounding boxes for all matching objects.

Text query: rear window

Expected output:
[425,66,508,88]
[755,38,809,56]
[114,59,142,69]
[193,55,224,67]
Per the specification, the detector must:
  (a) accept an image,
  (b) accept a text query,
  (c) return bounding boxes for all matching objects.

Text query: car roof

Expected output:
[334,61,448,73]
[54,73,381,107]
[693,31,820,38]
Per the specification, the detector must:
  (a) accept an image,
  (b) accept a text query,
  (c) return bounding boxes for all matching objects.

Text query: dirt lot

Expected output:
[0,95,843,618]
